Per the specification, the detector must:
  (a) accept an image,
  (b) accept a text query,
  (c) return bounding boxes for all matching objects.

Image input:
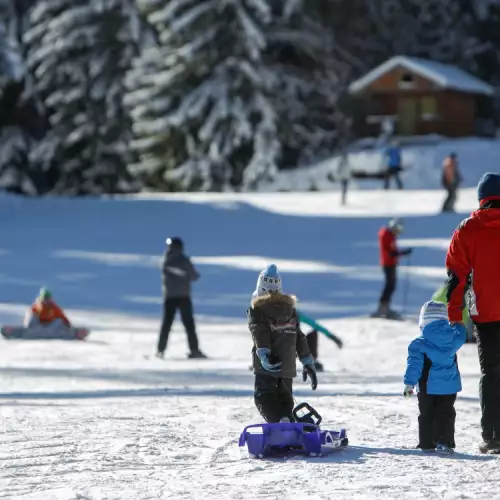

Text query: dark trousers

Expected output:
[157,297,199,354]
[417,388,457,448]
[306,330,318,359]
[254,374,294,423]
[340,180,348,205]
[475,321,500,441]
[384,168,403,190]
[442,184,458,212]
[380,266,397,305]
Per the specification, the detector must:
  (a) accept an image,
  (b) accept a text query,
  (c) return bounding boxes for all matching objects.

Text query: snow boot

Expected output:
[436,443,454,455]
[188,350,207,359]
[155,351,164,359]
[479,439,500,454]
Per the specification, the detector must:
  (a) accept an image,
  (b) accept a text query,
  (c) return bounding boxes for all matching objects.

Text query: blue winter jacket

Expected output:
[403,320,466,395]
[384,146,401,169]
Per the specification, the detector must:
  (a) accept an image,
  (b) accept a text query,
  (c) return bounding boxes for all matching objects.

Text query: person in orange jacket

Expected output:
[24,288,71,328]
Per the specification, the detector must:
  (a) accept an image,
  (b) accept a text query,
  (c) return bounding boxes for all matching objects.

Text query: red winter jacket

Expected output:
[445,204,500,323]
[379,227,400,267]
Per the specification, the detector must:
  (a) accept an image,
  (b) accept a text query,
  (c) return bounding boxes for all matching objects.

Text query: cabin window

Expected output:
[398,72,416,89]
[420,96,438,120]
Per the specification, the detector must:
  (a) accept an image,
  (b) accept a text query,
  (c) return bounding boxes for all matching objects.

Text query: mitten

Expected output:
[256,348,282,372]
[401,248,413,256]
[403,384,414,398]
[300,355,318,390]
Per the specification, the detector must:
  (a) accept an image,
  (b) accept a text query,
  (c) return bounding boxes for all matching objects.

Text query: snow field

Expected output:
[0,188,497,499]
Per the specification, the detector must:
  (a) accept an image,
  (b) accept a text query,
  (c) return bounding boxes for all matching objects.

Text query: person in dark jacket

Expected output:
[441,153,461,213]
[403,301,466,454]
[445,172,500,453]
[156,237,206,359]
[373,218,412,319]
[248,264,317,423]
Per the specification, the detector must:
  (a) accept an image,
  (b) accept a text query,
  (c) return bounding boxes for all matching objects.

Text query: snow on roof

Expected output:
[349,56,495,96]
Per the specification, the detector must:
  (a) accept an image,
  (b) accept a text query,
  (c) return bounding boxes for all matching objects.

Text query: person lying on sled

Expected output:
[24,288,71,329]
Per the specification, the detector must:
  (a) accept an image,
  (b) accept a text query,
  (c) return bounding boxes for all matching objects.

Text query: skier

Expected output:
[24,288,71,329]
[373,218,412,319]
[403,301,466,454]
[248,264,317,423]
[441,153,462,213]
[337,151,351,205]
[157,237,206,359]
[445,172,500,453]
[382,140,404,190]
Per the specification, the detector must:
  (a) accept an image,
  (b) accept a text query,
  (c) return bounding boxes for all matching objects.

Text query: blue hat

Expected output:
[477,172,500,202]
[254,264,282,297]
[419,301,448,328]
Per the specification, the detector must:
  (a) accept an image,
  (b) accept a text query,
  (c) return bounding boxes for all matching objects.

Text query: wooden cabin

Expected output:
[348,56,495,138]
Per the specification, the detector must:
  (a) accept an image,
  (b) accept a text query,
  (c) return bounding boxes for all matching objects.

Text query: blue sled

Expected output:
[239,422,348,458]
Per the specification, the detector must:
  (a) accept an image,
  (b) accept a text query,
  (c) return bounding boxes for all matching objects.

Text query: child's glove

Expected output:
[256,348,282,373]
[300,355,318,390]
[403,384,414,398]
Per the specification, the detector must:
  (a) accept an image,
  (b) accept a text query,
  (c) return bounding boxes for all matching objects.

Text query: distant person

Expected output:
[157,237,206,359]
[337,152,351,205]
[248,264,317,423]
[445,172,500,454]
[383,140,404,190]
[403,301,466,454]
[24,288,71,329]
[372,218,412,319]
[441,153,462,212]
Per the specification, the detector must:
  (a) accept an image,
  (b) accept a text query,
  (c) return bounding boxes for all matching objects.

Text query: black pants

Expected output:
[417,389,457,448]
[442,184,458,212]
[157,297,199,354]
[254,374,294,423]
[384,168,403,190]
[475,321,500,441]
[380,266,397,305]
[306,330,318,359]
[340,180,348,205]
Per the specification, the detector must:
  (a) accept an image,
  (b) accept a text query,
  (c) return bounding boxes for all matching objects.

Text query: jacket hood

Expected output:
[421,319,454,348]
[472,206,500,229]
[251,293,296,321]
[167,246,183,258]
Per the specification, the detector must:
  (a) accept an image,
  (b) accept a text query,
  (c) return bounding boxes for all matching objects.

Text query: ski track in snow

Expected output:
[0,190,497,499]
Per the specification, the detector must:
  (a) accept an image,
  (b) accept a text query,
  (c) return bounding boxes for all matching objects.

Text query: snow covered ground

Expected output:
[264,137,500,192]
[0,188,497,500]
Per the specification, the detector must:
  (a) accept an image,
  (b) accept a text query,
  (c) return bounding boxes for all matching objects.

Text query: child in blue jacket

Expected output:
[403,301,466,453]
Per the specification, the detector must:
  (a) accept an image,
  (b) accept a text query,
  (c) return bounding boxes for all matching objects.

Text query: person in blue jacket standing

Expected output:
[403,301,466,454]
[383,140,404,190]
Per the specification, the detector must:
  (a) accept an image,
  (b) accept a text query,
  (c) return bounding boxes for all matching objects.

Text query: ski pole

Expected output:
[402,254,411,316]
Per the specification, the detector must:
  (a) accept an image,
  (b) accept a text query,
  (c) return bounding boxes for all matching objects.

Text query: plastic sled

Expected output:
[1,326,90,340]
[239,422,348,458]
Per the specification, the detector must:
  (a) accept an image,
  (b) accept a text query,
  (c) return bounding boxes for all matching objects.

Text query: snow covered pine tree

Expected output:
[127,0,283,191]
[23,0,140,195]
[0,0,36,195]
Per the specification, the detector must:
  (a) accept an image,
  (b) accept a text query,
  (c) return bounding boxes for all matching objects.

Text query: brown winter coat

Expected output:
[248,293,311,378]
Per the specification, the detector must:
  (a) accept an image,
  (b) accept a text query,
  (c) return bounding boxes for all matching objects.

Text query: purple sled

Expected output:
[239,422,348,458]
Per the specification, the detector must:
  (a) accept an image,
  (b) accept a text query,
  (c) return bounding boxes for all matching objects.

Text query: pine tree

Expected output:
[0,0,35,195]
[24,0,139,195]
[128,0,281,191]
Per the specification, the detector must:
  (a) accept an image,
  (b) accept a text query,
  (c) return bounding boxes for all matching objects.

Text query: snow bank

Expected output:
[260,137,500,192]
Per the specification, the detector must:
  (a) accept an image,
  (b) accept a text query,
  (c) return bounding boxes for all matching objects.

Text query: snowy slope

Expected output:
[263,137,500,192]
[0,189,496,500]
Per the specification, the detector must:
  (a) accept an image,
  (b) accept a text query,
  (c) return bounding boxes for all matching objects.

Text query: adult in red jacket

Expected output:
[445,172,500,453]
[374,218,412,318]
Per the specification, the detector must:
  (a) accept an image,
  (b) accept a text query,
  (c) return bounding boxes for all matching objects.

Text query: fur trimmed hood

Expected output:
[251,292,296,309]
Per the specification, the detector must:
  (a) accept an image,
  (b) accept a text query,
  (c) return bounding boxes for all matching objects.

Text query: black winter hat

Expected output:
[477,172,500,201]
[166,237,184,248]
